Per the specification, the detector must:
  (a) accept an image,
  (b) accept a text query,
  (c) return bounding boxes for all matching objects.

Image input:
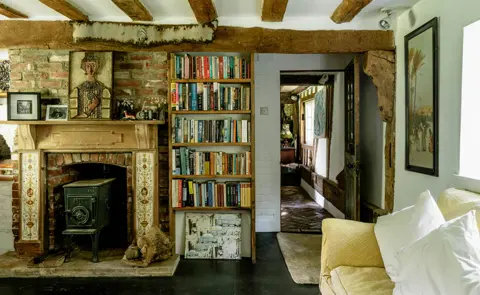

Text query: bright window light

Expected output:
[460,19,480,179]
[305,99,315,145]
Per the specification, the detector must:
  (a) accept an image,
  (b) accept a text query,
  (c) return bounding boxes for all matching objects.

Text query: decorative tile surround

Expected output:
[135,152,155,237]
[20,152,40,241]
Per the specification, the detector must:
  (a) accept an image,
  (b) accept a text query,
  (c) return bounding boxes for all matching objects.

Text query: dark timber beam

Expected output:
[39,0,89,21]
[111,0,153,21]
[0,4,28,19]
[0,21,394,53]
[261,0,289,22]
[331,0,372,24]
[188,0,217,24]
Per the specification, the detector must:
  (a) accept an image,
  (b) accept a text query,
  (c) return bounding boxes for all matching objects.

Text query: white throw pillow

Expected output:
[394,211,480,295]
[374,190,445,280]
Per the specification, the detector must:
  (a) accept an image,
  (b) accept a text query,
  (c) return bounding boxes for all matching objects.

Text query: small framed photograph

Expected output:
[7,92,41,121]
[46,105,68,121]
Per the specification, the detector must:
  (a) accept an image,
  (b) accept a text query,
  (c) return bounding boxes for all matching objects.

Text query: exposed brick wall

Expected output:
[113,52,168,112]
[158,125,169,232]
[8,49,69,106]
[8,50,169,116]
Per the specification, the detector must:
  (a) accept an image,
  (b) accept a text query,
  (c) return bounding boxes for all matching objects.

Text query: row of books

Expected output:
[173,118,250,144]
[172,180,252,208]
[170,83,251,111]
[173,54,251,80]
[172,148,252,176]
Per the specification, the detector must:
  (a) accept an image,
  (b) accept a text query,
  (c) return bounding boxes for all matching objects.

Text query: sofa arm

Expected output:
[320,218,384,283]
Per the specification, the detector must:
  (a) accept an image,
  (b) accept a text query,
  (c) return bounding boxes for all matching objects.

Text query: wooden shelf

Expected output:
[0,120,165,125]
[172,175,252,179]
[168,52,256,263]
[172,79,251,83]
[171,110,251,114]
[172,142,251,147]
[173,207,251,211]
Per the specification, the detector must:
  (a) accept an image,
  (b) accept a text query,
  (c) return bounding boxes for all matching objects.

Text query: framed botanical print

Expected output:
[7,92,41,121]
[405,17,439,176]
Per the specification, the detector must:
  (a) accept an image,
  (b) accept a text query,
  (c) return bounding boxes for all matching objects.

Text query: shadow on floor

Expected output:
[0,233,320,295]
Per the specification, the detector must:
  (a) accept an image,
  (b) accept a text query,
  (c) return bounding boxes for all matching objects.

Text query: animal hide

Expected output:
[72,22,217,47]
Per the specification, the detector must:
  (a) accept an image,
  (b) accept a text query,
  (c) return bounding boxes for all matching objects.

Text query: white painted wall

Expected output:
[359,63,386,209]
[329,73,345,183]
[254,54,353,232]
[394,0,480,209]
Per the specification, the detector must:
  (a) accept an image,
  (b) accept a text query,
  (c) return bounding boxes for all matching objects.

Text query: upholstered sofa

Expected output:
[319,188,480,295]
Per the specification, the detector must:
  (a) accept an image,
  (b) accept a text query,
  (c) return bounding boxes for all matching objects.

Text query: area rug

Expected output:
[277,232,322,284]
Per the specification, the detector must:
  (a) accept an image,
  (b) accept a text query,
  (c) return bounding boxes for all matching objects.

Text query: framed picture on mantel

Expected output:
[7,92,41,121]
[405,17,439,176]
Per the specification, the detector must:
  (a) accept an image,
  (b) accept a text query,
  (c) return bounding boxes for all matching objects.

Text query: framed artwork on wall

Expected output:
[7,92,41,121]
[405,17,439,176]
[69,51,112,120]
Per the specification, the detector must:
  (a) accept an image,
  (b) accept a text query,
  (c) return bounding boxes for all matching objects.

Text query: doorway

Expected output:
[279,74,336,233]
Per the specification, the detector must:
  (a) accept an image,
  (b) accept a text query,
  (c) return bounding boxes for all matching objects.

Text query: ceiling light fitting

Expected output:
[379,8,393,30]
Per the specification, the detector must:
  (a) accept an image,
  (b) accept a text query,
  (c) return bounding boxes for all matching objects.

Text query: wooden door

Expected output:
[344,57,361,221]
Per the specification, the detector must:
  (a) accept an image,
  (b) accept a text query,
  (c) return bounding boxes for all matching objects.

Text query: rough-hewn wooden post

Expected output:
[363,50,396,212]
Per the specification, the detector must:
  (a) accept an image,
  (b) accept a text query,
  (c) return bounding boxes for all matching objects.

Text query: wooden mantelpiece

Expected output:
[11,122,161,151]
[13,122,161,255]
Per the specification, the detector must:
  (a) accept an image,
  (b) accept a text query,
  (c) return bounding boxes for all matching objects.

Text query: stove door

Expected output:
[65,195,95,228]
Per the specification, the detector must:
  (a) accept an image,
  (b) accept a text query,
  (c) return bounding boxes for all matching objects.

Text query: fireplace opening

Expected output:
[47,157,132,253]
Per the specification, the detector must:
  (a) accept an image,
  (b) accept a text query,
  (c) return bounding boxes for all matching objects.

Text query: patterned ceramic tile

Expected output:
[21,152,40,241]
[135,152,154,237]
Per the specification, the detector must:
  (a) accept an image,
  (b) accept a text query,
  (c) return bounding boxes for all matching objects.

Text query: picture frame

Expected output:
[7,92,41,121]
[46,105,68,121]
[405,17,439,176]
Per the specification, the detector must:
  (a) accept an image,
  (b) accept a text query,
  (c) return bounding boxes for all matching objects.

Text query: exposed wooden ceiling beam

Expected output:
[111,0,152,21]
[261,0,289,22]
[0,3,28,18]
[331,0,372,24]
[0,21,394,53]
[188,0,217,24]
[39,0,89,21]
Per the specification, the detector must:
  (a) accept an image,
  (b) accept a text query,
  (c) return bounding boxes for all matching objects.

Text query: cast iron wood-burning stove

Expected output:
[62,178,115,262]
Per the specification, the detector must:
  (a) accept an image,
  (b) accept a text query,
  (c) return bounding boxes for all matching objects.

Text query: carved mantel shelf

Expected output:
[0,120,165,125]
[13,121,161,151]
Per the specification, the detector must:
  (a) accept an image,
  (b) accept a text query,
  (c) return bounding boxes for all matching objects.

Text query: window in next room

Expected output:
[304,99,314,146]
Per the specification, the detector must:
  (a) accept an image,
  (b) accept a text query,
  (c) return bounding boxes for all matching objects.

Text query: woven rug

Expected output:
[277,232,322,284]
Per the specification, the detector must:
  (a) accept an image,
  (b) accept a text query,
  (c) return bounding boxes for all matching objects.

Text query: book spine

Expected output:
[191,83,197,111]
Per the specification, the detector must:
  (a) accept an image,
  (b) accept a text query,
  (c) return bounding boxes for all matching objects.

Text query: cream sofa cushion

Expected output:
[438,188,480,229]
[330,266,394,295]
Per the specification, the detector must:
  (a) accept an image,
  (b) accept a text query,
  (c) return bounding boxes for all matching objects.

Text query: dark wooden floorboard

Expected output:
[0,233,320,295]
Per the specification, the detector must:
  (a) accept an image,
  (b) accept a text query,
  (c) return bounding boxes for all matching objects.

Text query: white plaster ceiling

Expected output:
[0,0,421,30]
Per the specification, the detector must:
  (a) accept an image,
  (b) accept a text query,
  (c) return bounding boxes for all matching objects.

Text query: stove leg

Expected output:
[90,231,100,263]
[64,235,73,263]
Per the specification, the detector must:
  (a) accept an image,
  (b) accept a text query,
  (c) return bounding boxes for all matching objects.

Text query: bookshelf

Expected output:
[168,52,256,263]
